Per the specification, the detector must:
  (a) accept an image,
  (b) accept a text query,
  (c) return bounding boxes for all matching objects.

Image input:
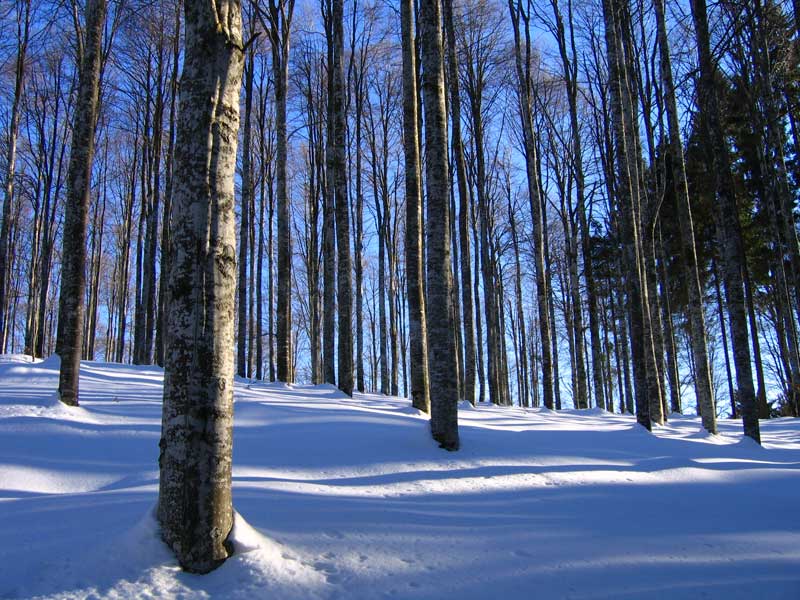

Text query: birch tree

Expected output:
[157,0,244,572]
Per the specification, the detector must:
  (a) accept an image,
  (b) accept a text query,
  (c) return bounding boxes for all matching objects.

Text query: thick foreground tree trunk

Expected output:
[157,0,244,573]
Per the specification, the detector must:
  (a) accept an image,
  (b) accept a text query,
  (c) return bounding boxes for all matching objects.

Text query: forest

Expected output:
[0,0,799,576]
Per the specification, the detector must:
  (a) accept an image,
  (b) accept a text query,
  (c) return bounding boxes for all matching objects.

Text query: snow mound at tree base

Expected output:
[2,505,327,600]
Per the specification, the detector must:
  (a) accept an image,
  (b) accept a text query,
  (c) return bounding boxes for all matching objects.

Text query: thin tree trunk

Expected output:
[352,40,366,394]
[56,0,107,406]
[601,0,657,429]
[156,0,181,367]
[323,0,337,387]
[508,0,554,409]
[443,0,475,404]
[713,256,736,417]
[143,54,164,366]
[0,0,30,343]
[261,0,295,384]
[420,0,459,449]
[658,226,681,414]
[116,133,137,363]
[655,0,715,431]
[237,44,254,378]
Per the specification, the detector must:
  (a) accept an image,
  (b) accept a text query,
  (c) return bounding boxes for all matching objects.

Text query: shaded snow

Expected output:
[0,355,798,599]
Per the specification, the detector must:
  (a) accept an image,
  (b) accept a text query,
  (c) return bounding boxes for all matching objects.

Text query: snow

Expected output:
[0,355,798,599]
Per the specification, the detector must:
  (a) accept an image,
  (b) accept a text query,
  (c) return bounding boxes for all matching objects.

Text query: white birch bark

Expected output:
[157,0,244,572]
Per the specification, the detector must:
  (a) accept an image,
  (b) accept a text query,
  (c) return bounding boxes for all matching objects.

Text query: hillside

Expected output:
[0,355,798,599]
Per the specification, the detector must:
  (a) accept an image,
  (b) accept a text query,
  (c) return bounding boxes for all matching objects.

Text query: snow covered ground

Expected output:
[0,355,798,599]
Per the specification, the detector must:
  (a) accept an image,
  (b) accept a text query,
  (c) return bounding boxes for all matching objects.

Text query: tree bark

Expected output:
[330,0,353,395]
[55,0,107,406]
[508,0,554,409]
[261,0,295,384]
[690,0,760,443]
[0,0,30,346]
[420,0,459,449]
[322,0,337,387]
[443,0,476,404]
[237,42,254,378]
[156,0,182,367]
[157,0,244,573]
[654,0,715,431]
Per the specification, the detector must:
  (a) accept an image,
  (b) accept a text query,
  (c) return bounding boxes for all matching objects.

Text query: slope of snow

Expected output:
[0,355,798,599]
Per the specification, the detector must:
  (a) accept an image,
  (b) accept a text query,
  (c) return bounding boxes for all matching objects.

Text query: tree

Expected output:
[443,0,476,404]
[255,0,295,383]
[331,0,354,396]
[55,0,107,406]
[0,0,31,350]
[599,0,662,429]
[420,0,459,449]
[508,0,555,409]
[322,0,337,387]
[237,13,255,378]
[653,0,716,431]
[401,0,430,413]
[157,0,244,573]
[689,0,760,443]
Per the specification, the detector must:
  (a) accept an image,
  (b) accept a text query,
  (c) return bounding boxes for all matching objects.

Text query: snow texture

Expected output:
[0,355,798,599]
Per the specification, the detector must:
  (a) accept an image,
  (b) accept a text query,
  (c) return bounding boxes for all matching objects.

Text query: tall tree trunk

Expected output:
[508,0,554,409]
[0,0,30,345]
[443,0,475,404]
[237,44,254,378]
[420,0,459,449]
[690,0,760,443]
[654,0,715,430]
[472,217,486,403]
[133,96,149,366]
[56,0,107,406]
[508,186,529,407]
[256,153,265,381]
[658,226,681,414]
[353,44,366,394]
[601,0,659,429]
[470,96,503,406]
[323,0,337,387]
[550,0,604,410]
[543,205,563,410]
[260,0,295,384]
[143,56,165,366]
[116,135,138,363]
[157,0,244,573]
[268,159,276,381]
[156,0,182,367]
[743,269,769,417]
[712,256,736,417]
[376,185,388,394]
[331,0,353,395]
